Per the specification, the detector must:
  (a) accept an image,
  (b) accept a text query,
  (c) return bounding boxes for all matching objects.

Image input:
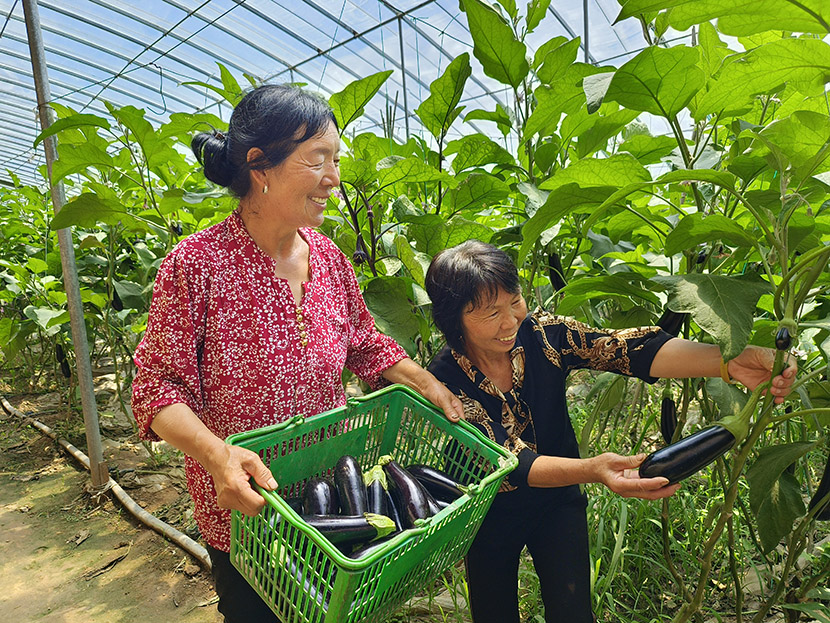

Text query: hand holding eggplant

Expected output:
[592,452,681,500]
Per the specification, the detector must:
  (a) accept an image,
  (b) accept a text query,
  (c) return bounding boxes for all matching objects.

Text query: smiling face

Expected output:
[460,287,527,365]
[260,121,341,228]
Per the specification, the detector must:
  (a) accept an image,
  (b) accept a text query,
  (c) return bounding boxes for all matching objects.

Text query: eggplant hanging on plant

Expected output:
[111,287,123,312]
[660,396,678,445]
[775,326,792,351]
[656,308,688,338]
[547,252,567,291]
[808,452,830,521]
[639,386,763,484]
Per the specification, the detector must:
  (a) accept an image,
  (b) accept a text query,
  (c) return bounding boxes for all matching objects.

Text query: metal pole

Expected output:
[22,0,108,489]
[583,0,589,63]
[397,15,410,140]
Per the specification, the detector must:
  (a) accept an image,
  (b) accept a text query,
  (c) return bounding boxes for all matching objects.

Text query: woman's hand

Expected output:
[204,443,279,516]
[593,452,680,500]
[728,345,797,404]
[383,358,465,422]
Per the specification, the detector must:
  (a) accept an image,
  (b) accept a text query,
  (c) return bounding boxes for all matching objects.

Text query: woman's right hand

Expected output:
[204,443,279,516]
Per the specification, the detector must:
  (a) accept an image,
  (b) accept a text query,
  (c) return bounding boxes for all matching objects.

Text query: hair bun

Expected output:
[191,128,234,188]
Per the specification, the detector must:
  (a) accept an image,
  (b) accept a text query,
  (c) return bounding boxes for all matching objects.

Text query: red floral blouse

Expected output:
[131,210,407,551]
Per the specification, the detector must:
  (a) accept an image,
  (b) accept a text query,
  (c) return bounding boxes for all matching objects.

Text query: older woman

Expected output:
[424,240,796,623]
[130,84,462,623]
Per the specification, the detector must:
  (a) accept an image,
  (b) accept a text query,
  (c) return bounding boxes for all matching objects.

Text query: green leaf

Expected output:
[540,153,650,191]
[604,45,704,118]
[747,442,815,552]
[329,70,394,133]
[23,305,67,332]
[375,157,455,189]
[33,113,110,148]
[218,63,244,105]
[465,104,514,136]
[394,235,426,286]
[664,213,757,256]
[696,39,830,119]
[526,0,553,34]
[519,185,618,264]
[583,72,615,114]
[781,603,830,623]
[406,215,494,257]
[113,280,148,311]
[652,274,772,359]
[671,0,830,36]
[52,142,115,183]
[619,134,677,165]
[460,0,529,88]
[525,64,606,140]
[446,134,515,172]
[614,0,691,22]
[704,378,749,419]
[443,173,511,214]
[758,110,830,180]
[657,168,738,188]
[362,276,420,356]
[50,193,146,232]
[555,273,661,315]
[576,107,641,158]
[416,53,472,141]
[536,37,580,84]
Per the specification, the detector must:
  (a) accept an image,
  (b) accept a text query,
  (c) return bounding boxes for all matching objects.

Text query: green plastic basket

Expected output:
[227,384,517,623]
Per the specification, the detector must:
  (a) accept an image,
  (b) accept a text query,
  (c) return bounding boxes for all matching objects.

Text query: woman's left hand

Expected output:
[382,358,465,422]
[728,345,797,404]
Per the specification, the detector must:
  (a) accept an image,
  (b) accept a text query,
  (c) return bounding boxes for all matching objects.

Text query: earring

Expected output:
[262,184,269,195]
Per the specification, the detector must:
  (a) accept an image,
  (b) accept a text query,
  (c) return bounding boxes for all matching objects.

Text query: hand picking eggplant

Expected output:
[639,386,762,484]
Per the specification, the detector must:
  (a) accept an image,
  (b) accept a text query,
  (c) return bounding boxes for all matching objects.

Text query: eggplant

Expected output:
[334,455,367,516]
[660,397,678,445]
[384,488,403,531]
[775,326,792,351]
[405,464,466,503]
[302,477,339,515]
[638,425,736,484]
[808,452,830,521]
[278,551,330,610]
[548,252,567,291]
[363,465,388,517]
[346,538,392,559]
[301,513,395,548]
[656,309,688,338]
[283,496,304,515]
[380,455,431,529]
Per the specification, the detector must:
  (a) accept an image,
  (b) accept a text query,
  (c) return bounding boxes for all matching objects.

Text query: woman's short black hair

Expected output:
[425,240,520,353]
[191,84,337,198]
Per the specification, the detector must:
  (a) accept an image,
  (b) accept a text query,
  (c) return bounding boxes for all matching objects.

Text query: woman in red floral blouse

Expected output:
[130,84,463,622]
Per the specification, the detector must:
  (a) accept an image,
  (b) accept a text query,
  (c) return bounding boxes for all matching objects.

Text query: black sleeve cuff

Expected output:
[631,330,675,384]
[508,447,541,488]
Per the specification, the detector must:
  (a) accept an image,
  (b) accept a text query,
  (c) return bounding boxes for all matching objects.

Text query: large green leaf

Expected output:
[394,235,426,286]
[33,113,110,148]
[664,213,757,256]
[464,104,514,136]
[23,305,67,335]
[576,107,641,158]
[704,378,749,419]
[555,273,662,315]
[525,0,553,34]
[405,215,494,257]
[329,70,394,133]
[652,274,772,359]
[536,37,580,84]
[615,0,830,35]
[460,0,529,88]
[519,184,619,264]
[540,153,650,191]
[50,193,147,231]
[757,110,830,180]
[416,53,471,141]
[619,134,677,165]
[52,142,115,184]
[747,442,815,553]
[362,276,420,356]
[443,173,511,214]
[604,46,704,119]
[696,38,830,119]
[375,157,455,190]
[446,134,515,172]
[524,64,607,140]
[113,280,148,311]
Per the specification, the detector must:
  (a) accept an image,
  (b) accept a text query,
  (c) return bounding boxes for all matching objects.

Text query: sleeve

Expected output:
[532,311,674,382]
[130,248,210,441]
[333,251,408,389]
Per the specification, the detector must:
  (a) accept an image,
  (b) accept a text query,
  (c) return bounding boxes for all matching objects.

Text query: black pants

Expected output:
[206,544,280,623]
[465,488,593,623]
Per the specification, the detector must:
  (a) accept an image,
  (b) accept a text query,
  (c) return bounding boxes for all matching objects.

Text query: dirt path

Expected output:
[0,398,222,623]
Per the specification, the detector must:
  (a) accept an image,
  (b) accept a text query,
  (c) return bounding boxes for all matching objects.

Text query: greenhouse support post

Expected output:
[23,0,109,489]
